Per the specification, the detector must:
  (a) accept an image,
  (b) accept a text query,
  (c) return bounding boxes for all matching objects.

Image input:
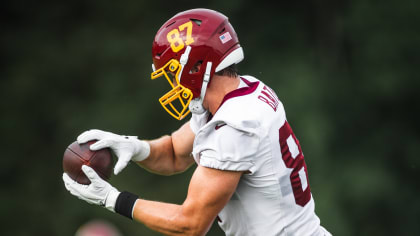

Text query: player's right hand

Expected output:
[63,165,120,212]
[77,129,150,175]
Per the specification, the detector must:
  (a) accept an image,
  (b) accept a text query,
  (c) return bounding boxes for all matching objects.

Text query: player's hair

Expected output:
[215,64,239,78]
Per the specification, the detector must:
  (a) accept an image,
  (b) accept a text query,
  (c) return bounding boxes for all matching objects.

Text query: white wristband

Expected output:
[131,139,151,162]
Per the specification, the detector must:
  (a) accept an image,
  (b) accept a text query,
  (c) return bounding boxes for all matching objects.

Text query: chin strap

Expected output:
[189,61,212,114]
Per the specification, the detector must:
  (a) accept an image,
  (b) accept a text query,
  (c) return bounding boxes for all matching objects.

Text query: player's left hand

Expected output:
[77,129,150,175]
[62,165,120,212]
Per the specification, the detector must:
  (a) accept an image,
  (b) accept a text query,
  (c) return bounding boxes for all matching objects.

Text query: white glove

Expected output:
[62,165,120,212]
[77,129,151,175]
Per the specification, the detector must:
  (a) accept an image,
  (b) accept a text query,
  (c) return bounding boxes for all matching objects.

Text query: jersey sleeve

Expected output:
[197,125,259,173]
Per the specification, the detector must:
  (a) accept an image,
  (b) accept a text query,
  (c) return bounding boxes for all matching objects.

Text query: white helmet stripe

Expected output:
[215,47,244,72]
[178,46,192,83]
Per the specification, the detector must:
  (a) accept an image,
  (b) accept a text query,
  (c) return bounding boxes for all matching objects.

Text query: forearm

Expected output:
[135,121,195,175]
[128,166,241,236]
[132,199,209,236]
[63,159,242,236]
[137,135,193,175]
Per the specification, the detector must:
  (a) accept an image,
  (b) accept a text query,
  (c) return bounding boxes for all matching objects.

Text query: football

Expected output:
[63,140,113,184]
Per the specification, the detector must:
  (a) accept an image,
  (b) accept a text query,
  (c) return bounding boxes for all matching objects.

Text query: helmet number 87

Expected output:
[167,21,195,53]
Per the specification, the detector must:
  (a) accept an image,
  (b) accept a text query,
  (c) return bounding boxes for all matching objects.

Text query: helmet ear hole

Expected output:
[189,61,203,74]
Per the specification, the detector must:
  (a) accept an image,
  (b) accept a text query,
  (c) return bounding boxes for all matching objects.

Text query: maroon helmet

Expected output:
[151,8,244,120]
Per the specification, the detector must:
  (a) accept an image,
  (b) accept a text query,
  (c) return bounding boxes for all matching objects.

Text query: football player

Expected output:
[63,8,331,236]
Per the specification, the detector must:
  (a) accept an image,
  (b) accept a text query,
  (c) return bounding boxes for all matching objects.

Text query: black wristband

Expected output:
[115,191,139,219]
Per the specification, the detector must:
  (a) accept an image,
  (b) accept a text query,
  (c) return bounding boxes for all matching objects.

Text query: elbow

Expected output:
[157,168,188,177]
[171,212,211,236]
[152,163,188,176]
[178,222,208,236]
[173,158,193,174]
[168,152,193,175]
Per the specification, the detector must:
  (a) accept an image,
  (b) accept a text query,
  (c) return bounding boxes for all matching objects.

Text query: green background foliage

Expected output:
[2,0,419,235]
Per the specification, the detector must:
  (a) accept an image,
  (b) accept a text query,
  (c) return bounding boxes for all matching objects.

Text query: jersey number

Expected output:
[279,121,311,207]
[167,21,195,53]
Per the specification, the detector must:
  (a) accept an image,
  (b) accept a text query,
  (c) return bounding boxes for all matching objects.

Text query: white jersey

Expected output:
[190,76,330,236]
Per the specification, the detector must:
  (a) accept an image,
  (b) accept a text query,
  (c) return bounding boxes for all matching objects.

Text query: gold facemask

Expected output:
[151,59,193,120]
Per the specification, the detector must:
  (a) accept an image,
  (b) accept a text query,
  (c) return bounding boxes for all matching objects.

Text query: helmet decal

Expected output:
[166,21,195,53]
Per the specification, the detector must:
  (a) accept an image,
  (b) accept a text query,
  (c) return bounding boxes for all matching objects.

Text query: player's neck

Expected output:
[204,75,240,115]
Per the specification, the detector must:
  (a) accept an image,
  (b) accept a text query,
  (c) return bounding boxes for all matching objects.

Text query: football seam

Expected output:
[65,146,111,183]
[67,147,88,161]
[89,151,111,180]
[67,147,90,183]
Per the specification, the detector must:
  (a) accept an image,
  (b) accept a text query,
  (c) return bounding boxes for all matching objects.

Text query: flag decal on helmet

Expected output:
[219,32,232,44]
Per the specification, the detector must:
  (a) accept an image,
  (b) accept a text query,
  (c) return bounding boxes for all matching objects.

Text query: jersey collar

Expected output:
[214,77,260,114]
